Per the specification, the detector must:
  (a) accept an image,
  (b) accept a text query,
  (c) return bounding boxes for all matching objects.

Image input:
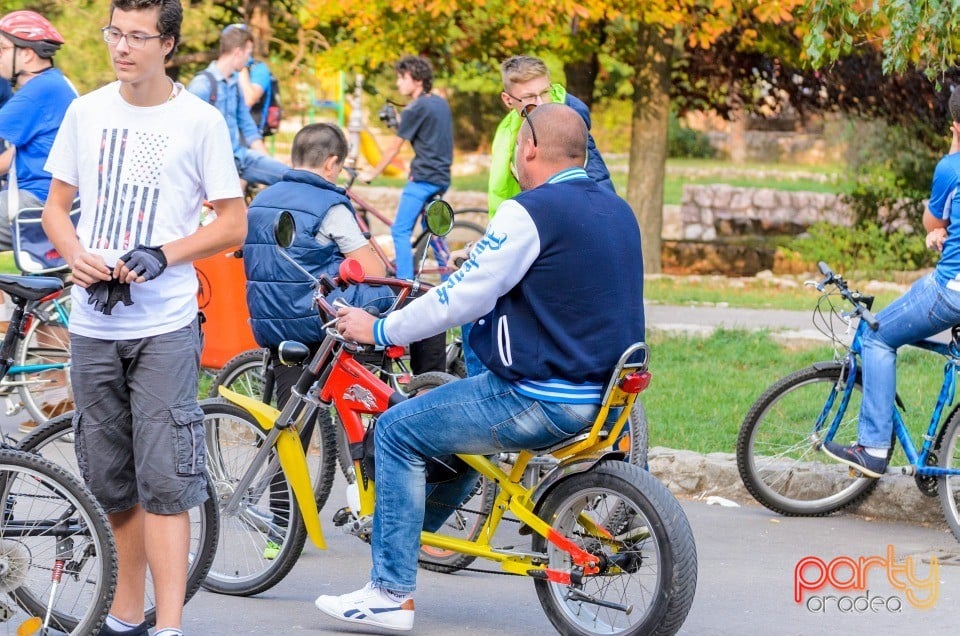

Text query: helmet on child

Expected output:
[0,11,64,59]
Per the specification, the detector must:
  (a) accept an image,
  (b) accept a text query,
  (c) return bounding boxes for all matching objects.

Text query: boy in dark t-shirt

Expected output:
[359,56,453,281]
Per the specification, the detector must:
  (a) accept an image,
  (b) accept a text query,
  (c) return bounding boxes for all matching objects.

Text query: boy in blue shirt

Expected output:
[0,10,76,250]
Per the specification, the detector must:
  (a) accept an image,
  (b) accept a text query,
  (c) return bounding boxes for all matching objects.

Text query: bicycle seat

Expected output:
[0,274,63,302]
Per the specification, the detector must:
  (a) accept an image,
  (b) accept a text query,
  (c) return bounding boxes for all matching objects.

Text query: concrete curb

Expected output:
[647,446,947,528]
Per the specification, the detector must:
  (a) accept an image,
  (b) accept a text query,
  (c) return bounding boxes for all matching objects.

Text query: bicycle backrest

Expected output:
[548,342,650,461]
[12,197,81,275]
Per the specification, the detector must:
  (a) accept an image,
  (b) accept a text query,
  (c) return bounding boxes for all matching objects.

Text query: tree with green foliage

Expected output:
[301,0,810,273]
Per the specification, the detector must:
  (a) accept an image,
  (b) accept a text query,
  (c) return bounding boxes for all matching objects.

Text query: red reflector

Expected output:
[619,371,651,394]
[385,345,405,359]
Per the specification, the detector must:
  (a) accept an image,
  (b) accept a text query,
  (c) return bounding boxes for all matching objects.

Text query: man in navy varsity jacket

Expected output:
[316,103,644,632]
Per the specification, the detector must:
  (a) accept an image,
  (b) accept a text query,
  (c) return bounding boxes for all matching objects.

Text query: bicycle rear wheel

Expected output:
[14,295,72,426]
[0,448,116,635]
[15,411,219,628]
[532,461,697,636]
[937,410,960,541]
[736,364,881,516]
[201,399,336,596]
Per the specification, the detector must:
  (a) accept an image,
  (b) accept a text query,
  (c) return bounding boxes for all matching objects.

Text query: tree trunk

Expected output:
[627,26,674,274]
[563,55,599,110]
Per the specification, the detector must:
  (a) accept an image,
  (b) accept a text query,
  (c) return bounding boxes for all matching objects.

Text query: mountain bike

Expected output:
[0,273,116,635]
[204,206,698,635]
[737,262,960,540]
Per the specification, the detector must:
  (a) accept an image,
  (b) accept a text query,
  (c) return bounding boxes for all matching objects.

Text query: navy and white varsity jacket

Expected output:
[373,168,644,403]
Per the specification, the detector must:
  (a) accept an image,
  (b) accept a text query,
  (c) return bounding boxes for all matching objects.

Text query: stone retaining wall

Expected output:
[648,447,945,526]
[679,184,853,242]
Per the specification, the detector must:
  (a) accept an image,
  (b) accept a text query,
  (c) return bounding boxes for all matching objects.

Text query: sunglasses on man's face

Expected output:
[519,103,538,147]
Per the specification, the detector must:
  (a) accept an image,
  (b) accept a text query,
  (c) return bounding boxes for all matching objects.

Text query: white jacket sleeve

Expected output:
[373,200,540,346]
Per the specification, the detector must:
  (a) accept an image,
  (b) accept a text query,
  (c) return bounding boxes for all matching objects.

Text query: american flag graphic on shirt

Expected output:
[92,128,169,250]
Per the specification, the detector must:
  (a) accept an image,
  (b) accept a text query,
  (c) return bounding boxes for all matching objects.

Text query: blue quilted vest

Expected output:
[244,170,394,348]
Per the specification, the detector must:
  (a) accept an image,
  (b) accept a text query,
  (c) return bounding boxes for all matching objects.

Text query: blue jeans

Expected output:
[370,371,600,592]
[237,150,289,187]
[858,273,960,448]
[393,181,443,280]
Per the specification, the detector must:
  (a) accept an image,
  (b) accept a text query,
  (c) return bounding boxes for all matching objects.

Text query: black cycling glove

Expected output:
[119,244,167,281]
[85,279,134,315]
[103,279,134,315]
[85,280,111,314]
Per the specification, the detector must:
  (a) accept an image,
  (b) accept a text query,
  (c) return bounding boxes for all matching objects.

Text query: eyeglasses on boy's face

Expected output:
[101,26,164,49]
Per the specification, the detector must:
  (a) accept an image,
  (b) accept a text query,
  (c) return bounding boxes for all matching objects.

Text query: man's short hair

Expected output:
[501,55,549,91]
[950,88,960,124]
[219,22,253,55]
[291,123,348,170]
[110,0,182,61]
[395,56,433,93]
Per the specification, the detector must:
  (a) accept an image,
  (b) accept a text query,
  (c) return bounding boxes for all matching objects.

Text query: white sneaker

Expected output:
[315,582,414,632]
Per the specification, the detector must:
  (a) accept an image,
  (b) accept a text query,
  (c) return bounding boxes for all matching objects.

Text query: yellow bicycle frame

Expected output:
[219,342,649,576]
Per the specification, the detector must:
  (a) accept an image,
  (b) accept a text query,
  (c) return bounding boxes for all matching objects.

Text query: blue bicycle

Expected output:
[737,262,960,541]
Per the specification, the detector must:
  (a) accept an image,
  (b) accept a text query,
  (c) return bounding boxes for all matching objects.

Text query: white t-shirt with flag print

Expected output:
[45,81,242,339]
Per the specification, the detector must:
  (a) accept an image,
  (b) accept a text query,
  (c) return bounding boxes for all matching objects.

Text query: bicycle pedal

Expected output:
[332,506,356,527]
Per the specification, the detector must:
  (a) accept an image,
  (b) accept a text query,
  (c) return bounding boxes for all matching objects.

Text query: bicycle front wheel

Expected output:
[532,461,697,636]
[737,364,880,516]
[202,399,335,596]
[0,448,116,635]
[14,296,72,426]
[207,348,275,405]
[15,411,219,629]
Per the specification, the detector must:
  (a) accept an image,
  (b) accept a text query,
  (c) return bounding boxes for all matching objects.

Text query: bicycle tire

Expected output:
[207,348,275,405]
[0,447,117,635]
[200,398,336,596]
[532,460,697,636]
[938,410,960,541]
[412,220,486,284]
[402,372,497,574]
[736,364,881,516]
[14,411,220,628]
[14,295,73,426]
[206,350,339,510]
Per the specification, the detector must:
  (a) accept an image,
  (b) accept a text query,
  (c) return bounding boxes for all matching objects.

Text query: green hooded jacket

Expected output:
[487,84,566,217]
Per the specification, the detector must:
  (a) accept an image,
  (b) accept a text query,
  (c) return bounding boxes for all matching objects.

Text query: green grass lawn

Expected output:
[643,275,906,312]
[644,329,944,459]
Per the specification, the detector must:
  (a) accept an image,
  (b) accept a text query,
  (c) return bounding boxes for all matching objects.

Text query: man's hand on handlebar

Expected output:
[335,306,377,344]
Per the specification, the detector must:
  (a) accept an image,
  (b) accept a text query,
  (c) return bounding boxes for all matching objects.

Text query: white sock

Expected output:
[154,629,183,636]
[864,447,887,458]
[380,587,412,604]
[105,615,141,631]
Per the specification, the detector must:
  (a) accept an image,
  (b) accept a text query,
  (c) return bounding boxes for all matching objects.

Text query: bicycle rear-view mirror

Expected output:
[274,211,296,248]
[425,200,453,237]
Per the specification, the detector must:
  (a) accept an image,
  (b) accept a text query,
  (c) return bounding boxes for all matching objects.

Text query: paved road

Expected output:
[6,304,960,634]
[176,472,960,635]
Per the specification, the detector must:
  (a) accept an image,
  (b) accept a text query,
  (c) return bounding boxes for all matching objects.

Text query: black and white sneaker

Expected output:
[315,582,414,631]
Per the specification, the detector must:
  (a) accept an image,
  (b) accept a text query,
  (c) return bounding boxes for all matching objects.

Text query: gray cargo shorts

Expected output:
[70,320,207,515]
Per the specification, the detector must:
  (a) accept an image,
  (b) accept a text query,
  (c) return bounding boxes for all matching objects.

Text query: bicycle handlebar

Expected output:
[815,261,879,330]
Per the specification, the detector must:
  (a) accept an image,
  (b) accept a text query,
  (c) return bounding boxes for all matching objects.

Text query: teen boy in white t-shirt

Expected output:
[41,2,246,635]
